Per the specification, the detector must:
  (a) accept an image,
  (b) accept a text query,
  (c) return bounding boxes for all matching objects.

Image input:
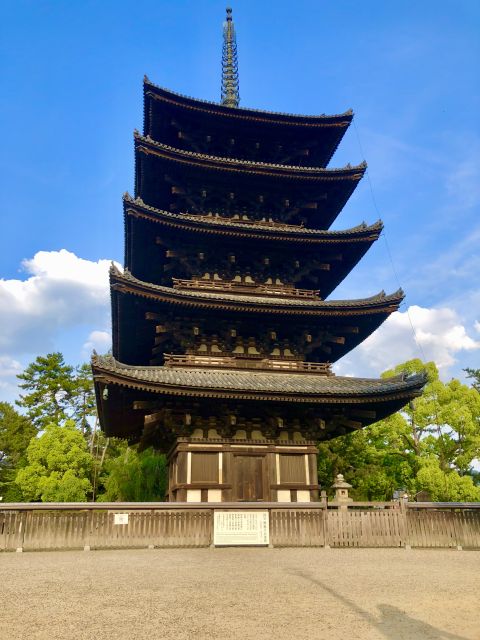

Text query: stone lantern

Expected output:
[331,473,352,507]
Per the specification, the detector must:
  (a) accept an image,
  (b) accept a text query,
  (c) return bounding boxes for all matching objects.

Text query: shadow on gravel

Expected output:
[288,569,468,640]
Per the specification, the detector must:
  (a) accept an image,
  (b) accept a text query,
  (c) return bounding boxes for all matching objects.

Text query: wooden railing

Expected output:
[163,354,333,375]
[187,213,305,231]
[1,501,479,552]
[172,278,320,300]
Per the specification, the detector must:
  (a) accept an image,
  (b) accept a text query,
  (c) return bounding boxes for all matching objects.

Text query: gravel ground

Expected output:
[0,547,478,640]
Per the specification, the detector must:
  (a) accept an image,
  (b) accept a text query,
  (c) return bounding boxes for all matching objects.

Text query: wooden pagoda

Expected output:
[92,8,425,503]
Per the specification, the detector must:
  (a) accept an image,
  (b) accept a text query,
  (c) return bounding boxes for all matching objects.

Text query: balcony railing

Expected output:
[164,354,333,375]
[187,213,305,231]
[172,278,320,300]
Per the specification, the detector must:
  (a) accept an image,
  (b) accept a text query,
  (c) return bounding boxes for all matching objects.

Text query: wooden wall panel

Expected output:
[191,452,219,483]
[279,455,306,484]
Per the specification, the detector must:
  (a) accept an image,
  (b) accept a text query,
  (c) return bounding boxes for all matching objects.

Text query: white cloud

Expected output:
[475,321,480,334]
[82,330,111,358]
[0,356,23,404]
[334,305,480,379]
[0,356,22,387]
[0,250,118,356]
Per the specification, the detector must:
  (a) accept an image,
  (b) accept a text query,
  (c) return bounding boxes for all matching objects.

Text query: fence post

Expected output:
[320,491,330,548]
[399,499,411,549]
[16,510,26,552]
[83,508,92,551]
[451,508,463,551]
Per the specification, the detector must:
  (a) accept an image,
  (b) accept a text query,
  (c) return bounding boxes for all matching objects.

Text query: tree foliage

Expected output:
[319,359,480,502]
[465,368,480,393]
[15,421,93,502]
[98,445,168,502]
[71,363,97,435]
[16,353,95,433]
[0,402,36,500]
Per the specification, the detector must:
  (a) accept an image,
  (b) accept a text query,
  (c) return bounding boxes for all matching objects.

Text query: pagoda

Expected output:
[92,8,425,503]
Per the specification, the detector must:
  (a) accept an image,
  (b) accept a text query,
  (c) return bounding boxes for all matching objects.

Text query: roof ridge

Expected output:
[143,76,354,122]
[134,131,367,174]
[123,194,383,236]
[92,354,427,396]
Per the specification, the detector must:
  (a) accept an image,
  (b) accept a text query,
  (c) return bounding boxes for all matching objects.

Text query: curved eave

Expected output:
[143,78,354,128]
[134,133,366,181]
[111,268,404,316]
[92,356,426,443]
[123,195,383,243]
[92,355,426,405]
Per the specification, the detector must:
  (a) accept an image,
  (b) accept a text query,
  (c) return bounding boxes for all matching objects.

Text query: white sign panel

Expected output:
[214,511,269,546]
[114,513,129,525]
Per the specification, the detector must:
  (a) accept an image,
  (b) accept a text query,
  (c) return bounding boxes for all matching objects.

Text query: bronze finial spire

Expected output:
[221,7,240,108]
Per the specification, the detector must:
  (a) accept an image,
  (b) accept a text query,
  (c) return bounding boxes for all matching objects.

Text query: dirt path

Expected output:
[0,547,478,640]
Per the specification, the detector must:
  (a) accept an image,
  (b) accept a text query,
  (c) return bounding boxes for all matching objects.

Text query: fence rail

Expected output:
[1,501,479,552]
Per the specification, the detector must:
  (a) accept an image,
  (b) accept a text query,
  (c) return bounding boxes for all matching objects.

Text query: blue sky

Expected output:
[0,0,479,401]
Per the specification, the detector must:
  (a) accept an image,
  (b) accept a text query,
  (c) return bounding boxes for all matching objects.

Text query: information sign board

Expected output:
[114,513,129,525]
[214,511,269,546]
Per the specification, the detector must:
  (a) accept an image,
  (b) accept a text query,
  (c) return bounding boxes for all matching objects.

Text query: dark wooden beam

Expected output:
[343,326,360,334]
[144,411,164,424]
[351,409,377,419]
[339,418,363,430]
[133,401,162,410]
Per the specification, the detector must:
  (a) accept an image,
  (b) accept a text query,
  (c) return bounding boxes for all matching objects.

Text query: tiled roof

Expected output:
[111,266,404,311]
[134,132,367,177]
[92,354,426,401]
[144,77,353,124]
[124,194,383,241]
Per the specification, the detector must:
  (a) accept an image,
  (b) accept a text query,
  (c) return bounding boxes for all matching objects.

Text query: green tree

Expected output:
[98,445,167,502]
[71,362,96,436]
[16,354,96,436]
[318,359,480,502]
[15,421,93,502]
[381,360,480,487]
[416,457,480,502]
[318,412,416,500]
[17,353,76,430]
[0,402,36,501]
[465,368,480,392]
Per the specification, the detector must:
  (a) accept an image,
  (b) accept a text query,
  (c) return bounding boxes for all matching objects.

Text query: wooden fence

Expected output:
[1,501,479,552]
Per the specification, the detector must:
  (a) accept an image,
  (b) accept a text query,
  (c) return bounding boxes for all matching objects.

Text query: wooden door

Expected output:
[234,455,265,501]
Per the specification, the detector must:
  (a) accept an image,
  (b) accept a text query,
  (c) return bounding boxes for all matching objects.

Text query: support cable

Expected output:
[352,118,426,360]
[353,118,448,493]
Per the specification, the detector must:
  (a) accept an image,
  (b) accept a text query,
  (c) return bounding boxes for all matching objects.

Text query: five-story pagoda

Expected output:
[92,9,425,503]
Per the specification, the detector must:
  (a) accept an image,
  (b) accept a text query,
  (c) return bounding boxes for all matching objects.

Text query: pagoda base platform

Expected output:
[167,437,319,503]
